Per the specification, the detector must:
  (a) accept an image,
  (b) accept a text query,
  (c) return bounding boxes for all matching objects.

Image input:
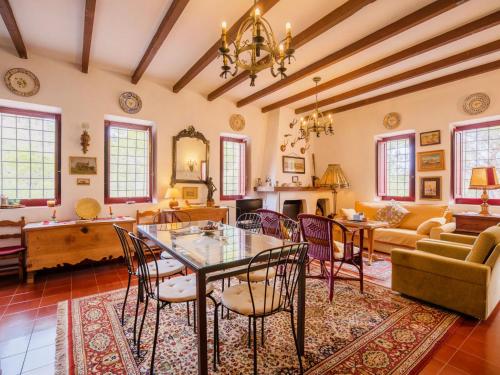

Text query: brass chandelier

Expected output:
[292,77,334,139]
[219,0,294,86]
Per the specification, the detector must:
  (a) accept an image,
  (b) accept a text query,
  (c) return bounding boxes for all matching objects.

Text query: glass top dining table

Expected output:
[138,221,291,273]
[137,221,306,375]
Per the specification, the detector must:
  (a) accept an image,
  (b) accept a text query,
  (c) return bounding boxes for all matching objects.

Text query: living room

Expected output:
[0,0,499,374]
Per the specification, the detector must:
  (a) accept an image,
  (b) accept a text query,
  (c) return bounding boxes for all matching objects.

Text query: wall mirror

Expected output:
[172,126,209,184]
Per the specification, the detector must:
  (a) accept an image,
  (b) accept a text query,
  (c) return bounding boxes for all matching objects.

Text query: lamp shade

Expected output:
[469,167,500,190]
[165,187,181,199]
[319,164,350,189]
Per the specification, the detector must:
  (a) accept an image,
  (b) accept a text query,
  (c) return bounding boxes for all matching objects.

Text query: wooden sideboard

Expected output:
[162,206,229,223]
[24,217,134,283]
[453,212,500,235]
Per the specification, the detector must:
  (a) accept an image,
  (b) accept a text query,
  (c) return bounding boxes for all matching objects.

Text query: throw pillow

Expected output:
[442,209,454,223]
[341,208,356,220]
[375,202,409,228]
[416,217,447,235]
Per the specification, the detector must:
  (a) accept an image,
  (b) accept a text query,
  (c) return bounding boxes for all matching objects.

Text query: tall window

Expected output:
[105,121,153,203]
[0,107,61,206]
[453,120,500,205]
[220,136,246,200]
[376,133,415,201]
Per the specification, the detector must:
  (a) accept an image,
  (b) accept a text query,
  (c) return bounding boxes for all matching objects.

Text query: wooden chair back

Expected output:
[136,209,160,225]
[0,217,26,249]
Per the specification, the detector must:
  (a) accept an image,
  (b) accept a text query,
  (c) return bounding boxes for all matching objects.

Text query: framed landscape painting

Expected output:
[420,130,441,146]
[417,150,445,171]
[420,176,442,200]
[282,156,305,174]
[70,156,97,175]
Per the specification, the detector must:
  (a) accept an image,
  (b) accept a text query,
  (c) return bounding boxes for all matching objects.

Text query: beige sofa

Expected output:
[342,201,455,254]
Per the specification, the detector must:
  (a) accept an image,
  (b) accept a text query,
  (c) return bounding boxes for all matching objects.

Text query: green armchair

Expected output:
[391,227,500,319]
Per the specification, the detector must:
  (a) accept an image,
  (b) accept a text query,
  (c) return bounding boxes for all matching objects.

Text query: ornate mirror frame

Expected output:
[171,126,209,185]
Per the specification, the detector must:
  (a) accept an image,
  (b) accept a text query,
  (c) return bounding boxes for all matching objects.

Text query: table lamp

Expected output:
[165,187,181,209]
[468,166,500,215]
[319,164,350,217]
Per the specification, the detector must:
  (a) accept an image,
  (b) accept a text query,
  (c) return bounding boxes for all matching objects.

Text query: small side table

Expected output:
[335,219,389,265]
[453,212,500,235]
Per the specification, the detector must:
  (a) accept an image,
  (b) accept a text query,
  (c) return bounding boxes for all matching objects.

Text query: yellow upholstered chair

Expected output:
[391,226,500,320]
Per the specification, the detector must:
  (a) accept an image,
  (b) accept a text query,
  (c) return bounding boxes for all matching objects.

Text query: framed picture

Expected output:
[182,186,198,200]
[292,176,299,183]
[420,176,442,200]
[417,150,445,171]
[420,130,441,146]
[76,178,90,185]
[282,156,305,174]
[70,156,97,175]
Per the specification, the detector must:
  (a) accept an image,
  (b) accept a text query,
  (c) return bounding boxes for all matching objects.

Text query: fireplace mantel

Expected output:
[254,186,333,216]
[254,186,331,192]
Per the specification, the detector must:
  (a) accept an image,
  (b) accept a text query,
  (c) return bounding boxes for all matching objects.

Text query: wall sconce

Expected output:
[80,123,90,154]
[187,160,197,172]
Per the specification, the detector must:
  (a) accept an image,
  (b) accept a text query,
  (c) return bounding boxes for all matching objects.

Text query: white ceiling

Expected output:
[0,0,499,114]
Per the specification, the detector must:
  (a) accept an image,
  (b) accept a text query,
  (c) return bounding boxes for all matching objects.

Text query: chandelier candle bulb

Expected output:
[217,0,294,86]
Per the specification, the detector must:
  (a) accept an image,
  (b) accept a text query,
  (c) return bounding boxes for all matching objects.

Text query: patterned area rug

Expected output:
[311,253,392,282]
[56,279,458,374]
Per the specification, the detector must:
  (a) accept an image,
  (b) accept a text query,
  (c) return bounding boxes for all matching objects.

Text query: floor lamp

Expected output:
[319,164,350,217]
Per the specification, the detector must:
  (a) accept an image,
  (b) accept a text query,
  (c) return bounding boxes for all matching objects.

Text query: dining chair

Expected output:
[256,209,288,238]
[113,225,185,343]
[153,211,192,260]
[213,242,309,374]
[154,211,191,225]
[129,233,217,374]
[0,217,26,281]
[236,213,262,234]
[298,214,363,302]
[136,209,162,254]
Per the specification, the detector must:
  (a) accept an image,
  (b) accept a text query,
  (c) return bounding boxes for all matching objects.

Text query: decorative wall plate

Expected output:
[119,92,142,114]
[463,93,490,115]
[383,112,401,129]
[75,197,101,219]
[229,114,245,131]
[4,68,40,97]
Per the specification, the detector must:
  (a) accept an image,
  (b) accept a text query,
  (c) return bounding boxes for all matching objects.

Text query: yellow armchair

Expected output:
[392,226,500,319]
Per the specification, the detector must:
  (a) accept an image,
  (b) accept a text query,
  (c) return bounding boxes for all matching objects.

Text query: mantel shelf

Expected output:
[254,186,331,192]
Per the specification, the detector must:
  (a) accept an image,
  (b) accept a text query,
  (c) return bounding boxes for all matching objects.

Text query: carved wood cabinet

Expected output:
[24,217,134,283]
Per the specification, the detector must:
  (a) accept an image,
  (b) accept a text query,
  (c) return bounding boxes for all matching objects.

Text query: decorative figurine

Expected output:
[206,177,217,207]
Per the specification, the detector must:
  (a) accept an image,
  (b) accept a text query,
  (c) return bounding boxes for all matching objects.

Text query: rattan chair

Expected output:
[213,242,308,374]
[129,233,217,374]
[298,214,363,302]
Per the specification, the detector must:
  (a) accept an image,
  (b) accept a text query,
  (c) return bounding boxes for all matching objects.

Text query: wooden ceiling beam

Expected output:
[82,0,96,73]
[236,0,468,108]
[263,11,500,113]
[172,0,280,93]
[131,0,190,84]
[322,60,500,116]
[0,0,27,59]
[206,0,376,101]
[295,40,500,114]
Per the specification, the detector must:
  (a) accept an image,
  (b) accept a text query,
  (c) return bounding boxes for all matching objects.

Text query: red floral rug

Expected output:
[311,252,392,282]
[56,278,458,374]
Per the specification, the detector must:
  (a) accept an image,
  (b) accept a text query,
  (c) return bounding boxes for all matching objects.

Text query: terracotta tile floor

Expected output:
[0,260,498,375]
